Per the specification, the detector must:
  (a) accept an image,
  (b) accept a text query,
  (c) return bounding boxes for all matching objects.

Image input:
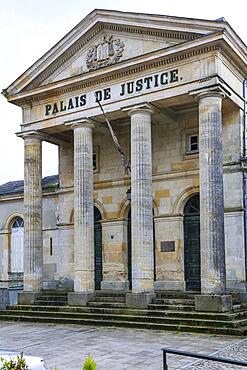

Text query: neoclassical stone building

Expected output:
[1,9,247,310]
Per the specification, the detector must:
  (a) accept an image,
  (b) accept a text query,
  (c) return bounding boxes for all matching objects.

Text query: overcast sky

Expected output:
[0,0,246,185]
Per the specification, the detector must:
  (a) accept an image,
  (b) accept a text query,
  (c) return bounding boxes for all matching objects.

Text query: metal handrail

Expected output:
[161,348,247,369]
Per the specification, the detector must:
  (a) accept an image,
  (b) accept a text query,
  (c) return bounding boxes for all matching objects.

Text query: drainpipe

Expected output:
[242,79,247,285]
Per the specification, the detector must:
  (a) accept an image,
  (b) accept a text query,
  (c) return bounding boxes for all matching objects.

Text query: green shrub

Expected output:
[82,354,96,370]
[0,352,29,370]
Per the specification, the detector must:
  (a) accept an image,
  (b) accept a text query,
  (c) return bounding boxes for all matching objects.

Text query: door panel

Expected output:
[184,195,201,291]
[127,209,132,290]
[94,207,102,290]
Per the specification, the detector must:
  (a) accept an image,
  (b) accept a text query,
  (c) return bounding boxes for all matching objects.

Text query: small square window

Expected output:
[187,134,199,153]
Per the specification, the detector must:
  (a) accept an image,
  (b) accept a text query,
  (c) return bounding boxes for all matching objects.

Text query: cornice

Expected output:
[10,42,221,106]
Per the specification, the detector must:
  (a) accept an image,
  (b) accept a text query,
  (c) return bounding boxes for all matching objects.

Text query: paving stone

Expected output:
[0,322,246,369]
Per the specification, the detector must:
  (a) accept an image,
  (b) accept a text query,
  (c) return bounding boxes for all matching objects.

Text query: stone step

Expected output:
[2,306,247,327]
[87,301,126,308]
[148,303,195,311]
[88,296,126,303]
[2,308,247,328]
[0,313,246,336]
[41,291,69,297]
[6,305,247,321]
[38,296,68,301]
[153,298,195,305]
[155,291,199,299]
[34,300,68,306]
[94,291,126,297]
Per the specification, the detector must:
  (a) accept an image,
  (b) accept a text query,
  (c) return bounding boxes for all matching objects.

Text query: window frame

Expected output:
[187,133,199,154]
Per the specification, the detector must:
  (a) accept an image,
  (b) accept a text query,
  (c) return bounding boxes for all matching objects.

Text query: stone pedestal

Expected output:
[198,91,226,294]
[195,294,232,312]
[21,132,43,294]
[70,119,95,300]
[128,103,155,295]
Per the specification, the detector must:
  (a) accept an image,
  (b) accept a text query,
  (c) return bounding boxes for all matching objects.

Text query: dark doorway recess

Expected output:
[127,208,132,290]
[184,194,201,291]
[94,206,102,290]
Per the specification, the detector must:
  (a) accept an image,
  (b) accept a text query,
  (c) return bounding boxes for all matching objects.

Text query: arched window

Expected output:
[184,194,200,215]
[12,218,24,228]
[11,217,24,273]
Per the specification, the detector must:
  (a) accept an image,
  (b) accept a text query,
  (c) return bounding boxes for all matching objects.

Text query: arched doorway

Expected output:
[94,206,102,290]
[10,217,24,273]
[184,194,201,291]
[127,208,156,290]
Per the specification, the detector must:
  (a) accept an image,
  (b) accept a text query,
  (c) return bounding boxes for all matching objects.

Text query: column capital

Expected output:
[16,130,43,141]
[65,118,95,131]
[190,86,226,101]
[122,103,157,117]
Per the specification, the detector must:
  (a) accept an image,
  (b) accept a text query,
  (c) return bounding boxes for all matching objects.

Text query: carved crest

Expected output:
[86,35,125,71]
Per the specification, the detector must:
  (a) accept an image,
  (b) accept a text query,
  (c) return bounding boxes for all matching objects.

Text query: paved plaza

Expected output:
[0,322,246,369]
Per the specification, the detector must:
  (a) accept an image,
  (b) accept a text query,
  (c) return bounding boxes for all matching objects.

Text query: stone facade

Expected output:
[0,10,247,307]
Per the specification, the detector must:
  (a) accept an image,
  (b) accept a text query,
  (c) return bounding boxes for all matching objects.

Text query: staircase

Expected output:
[0,290,247,336]
[34,290,68,306]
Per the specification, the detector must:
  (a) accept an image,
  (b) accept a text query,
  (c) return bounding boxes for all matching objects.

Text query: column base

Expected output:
[68,292,94,306]
[195,294,232,312]
[18,292,41,305]
[126,292,155,308]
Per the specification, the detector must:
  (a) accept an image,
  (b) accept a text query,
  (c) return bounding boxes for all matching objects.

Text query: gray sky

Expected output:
[0,0,246,185]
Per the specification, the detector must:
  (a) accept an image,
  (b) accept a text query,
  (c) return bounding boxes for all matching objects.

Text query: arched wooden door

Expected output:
[10,217,24,273]
[94,207,102,290]
[184,194,201,291]
[127,208,156,290]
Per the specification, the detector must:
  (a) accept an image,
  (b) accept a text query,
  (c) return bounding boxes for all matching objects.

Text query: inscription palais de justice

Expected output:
[45,68,181,116]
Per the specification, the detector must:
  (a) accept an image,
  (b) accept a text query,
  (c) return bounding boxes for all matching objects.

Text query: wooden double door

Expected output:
[183,195,201,291]
[94,207,102,290]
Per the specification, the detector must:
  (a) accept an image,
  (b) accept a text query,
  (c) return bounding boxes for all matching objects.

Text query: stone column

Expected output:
[126,103,155,308]
[19,132,43,304]
[67,119,95,306]
[194,89,232,312]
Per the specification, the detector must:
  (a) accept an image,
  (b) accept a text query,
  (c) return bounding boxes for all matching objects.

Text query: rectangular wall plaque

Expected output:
[160,241,175,252]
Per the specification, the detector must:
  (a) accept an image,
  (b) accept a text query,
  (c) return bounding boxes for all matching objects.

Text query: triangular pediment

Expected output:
[39,28,183,86]
[4,9,247,99]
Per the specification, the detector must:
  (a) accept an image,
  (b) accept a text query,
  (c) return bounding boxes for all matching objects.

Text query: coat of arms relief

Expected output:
[86,35,125,71]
